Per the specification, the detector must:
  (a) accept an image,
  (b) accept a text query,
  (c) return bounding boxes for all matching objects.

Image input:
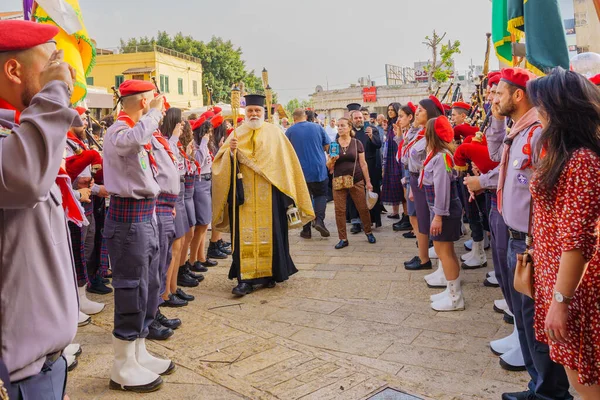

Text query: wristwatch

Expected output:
[553,291,573,305]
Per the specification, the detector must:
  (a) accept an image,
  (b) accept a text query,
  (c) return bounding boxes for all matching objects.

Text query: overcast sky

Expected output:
[4,0,499,103]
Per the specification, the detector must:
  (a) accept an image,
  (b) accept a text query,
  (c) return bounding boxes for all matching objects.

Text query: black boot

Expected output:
[147,319,174,340]
[161,293,188,308]
[184,263,205,279]
[217,239,232,255]
[177,267,199,287]
[300,225,311,239]
[392,214,412,231]
[232,282,253,296]
[207,241,228,259]
[175,288,195,301]
[87,275,113,295]
[190,261,208,272]
[350,223,362,234]
[313,219,330,237]
[156,312,181,330]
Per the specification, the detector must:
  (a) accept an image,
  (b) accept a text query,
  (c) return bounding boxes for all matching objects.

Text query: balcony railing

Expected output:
[96,44,202,64]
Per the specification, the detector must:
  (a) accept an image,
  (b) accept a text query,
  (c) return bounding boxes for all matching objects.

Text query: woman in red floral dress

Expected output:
[528,69,600,398]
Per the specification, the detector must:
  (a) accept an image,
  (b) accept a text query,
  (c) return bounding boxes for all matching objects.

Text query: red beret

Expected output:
[454,139,499,174]
[429,95,445,115]
[74,106,87,116]
[0,20,59,52]
[211,115,224,129]
[453,123,479,141]
[434,116,454,143]
[119,80,156,97]
[200,111,215,120]
[487,71,501,88]
[589,74,600,86]
[452,102,471,112]
[212,106,222,114]
[443,104,451,112]
[190,116,207,131]
[406,102,416,114]
[500,68,536,90]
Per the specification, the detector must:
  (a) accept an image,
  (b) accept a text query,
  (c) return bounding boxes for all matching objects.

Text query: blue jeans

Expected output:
[507,238,572,400]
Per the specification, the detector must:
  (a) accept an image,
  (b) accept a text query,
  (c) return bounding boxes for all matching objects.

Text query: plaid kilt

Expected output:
[99,236,110,276]
[184,174,195,190]
[83,200,94,216]
[424,182,460,207]
[381,139,404,205]
[107,197,156,223]
[490,192,498,212]
[68,221,88,286]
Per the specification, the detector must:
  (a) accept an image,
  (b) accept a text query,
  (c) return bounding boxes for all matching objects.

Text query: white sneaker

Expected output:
[65,353,78,371]
[494,299,509,314]
[135,339,174,376]
[431,278,465,312]
[490,325,520,355]
[109,337,163,392]
[64,343,82,358]
[79,286,104,315]
[428,246,438,259]
[424,260,447,288]
[78,311,91,327]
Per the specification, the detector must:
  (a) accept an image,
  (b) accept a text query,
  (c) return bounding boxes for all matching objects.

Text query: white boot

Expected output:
[65,353,78,371]
[109,337,163,392]
[499,344,526,371]
[79,285,104,315]
[460,245,476,262]
[494,299,509,314]
[64,343,82,358]
[135,338,174,376]
[428,246,438,259]
[461,240,487,269]
[78,311,91,327]
[490,325,520,355]
[484,271,499,286]
[430,287,449,302]
[431,278,465,312]
[424,260,447,288]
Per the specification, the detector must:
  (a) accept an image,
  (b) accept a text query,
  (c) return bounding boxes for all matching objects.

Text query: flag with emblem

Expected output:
[492,0,513,66]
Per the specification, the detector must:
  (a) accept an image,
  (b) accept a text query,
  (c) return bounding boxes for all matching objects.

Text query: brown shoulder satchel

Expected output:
[332,139,357,191]
[514,201,535,299]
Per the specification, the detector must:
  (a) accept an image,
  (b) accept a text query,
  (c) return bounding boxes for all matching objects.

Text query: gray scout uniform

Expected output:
[103,108,162,341]
[408,135,431,235]
[151,134,179,301]
[0,81,79,382]
[168,135,189,239]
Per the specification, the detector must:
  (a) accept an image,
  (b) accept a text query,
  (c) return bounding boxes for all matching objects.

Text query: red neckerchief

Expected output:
[177,141,194,174]
[419,150,454,188]
[0,101,85,226]
[0,98,20,123]
[117,111,158,176]
[402,129,425,157]
[152,131,177,164]
[67,131,88,152]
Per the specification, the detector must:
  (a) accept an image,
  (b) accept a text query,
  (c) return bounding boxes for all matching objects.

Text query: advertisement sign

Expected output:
[362,86,377,102]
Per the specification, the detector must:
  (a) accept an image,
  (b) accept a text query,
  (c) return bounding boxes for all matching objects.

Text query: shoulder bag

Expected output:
[332,139,357,191]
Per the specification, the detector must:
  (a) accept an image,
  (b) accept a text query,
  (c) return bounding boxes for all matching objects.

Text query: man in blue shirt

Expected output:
[286,108,330,238]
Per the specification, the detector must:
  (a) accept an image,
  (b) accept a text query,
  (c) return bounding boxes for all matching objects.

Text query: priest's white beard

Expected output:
[245,116,264,130]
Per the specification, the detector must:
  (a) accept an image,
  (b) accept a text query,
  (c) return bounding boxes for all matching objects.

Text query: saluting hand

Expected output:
[172,122,183,138]
[150,95,165,111]
[40,49,75,93]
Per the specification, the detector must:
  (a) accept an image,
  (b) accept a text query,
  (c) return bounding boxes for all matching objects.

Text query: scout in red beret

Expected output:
[407,102,417,114]
[190,116,207,131]
[211,115,224,129]
[452,102,471,112]
[428,95,445,115]
[433,115,454,143]
[118,80,156,97]
[0,20,59,52]
[487,71,501,88]
[500,67,536,90]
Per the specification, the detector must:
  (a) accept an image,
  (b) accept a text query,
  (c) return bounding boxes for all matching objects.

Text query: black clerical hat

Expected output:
[245,94,266,107]
[369,113,377,119]
[346,103,361,111]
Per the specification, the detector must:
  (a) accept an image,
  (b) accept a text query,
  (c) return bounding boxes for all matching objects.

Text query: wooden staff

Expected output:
[230,85,241,253]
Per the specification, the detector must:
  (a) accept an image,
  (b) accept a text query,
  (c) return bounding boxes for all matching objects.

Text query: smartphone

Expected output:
[329,142,340,157]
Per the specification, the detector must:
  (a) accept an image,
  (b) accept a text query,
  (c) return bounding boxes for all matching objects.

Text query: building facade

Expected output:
[572,0,600,53]
[89,45,203,110]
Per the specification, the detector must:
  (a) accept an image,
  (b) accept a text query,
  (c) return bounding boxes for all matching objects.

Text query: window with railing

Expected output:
[193,80,198,96]
[115,75,124,88]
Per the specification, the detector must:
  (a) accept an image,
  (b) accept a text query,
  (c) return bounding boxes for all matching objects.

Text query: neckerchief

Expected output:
[0,102,85,226]
[0,98,20,123]
[67,131,87,154]
[117,111,158,176]
[402,128,425,157]
[177,141,194,174]
[419,150,454,188]
[152,131,177,164]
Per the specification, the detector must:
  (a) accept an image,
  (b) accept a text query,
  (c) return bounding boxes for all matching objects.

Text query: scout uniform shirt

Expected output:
[0,81,79,381]
[103,110,162,199]
[487,116,542,233]
[151,133,180,195]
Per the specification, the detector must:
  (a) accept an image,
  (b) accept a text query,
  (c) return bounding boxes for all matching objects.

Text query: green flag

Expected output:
[507,0,570,75]
[492,0,513,66]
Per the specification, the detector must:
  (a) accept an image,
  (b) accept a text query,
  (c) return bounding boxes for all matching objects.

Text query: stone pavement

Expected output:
[68,203,531,400]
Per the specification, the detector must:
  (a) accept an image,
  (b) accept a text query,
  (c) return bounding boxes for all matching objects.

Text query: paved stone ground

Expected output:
[68,203,531,400]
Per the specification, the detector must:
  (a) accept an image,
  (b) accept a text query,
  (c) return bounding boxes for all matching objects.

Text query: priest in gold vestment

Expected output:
[212,94,314,296]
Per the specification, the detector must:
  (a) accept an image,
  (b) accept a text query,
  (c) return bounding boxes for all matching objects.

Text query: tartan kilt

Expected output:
[381,140,404,205]
[68,221,88,286]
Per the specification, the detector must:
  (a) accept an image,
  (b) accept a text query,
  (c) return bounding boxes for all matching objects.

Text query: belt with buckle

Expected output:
[201,173,212,181]
[508,229,527,241]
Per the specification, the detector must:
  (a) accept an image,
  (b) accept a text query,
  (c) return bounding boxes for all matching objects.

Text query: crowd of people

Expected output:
[1,19,600,400]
